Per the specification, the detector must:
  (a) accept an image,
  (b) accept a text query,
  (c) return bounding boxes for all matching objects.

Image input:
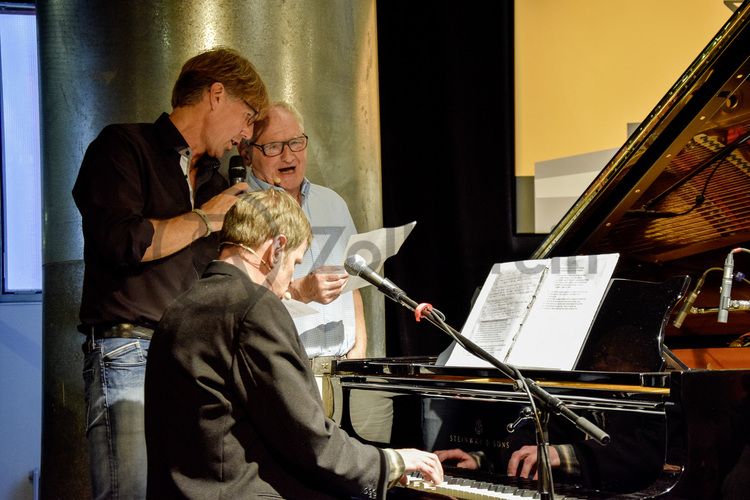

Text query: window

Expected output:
[0,4,41,298]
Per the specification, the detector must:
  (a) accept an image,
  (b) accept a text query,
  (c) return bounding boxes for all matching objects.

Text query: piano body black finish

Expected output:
[332,2,750,498]
[333,359,750,499]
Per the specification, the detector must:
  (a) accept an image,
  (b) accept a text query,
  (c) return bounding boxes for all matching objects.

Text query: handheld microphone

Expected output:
[344,254,404,303]
[228,155,247,185]
[718,252,735,323]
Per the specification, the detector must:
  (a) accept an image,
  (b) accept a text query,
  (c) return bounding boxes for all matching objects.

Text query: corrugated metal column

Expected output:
[37,1,382,496]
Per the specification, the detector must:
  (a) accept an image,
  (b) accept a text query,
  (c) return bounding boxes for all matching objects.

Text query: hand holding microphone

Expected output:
[228,155,247,185]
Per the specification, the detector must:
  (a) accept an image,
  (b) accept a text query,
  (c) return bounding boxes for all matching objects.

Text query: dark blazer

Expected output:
[145,261,388,499]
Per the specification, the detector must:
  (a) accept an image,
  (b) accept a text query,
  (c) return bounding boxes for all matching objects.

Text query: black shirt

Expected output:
[72,112,227,328]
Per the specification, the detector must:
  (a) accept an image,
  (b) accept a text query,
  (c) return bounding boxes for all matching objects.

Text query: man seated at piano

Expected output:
[434,408,666,495]
[144,189,443,498]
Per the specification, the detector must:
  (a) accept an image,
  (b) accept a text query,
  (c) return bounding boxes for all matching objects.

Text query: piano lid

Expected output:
[532,2,750,265]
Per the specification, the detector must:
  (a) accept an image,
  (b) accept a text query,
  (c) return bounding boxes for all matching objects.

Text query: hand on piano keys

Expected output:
[507,445,561,480]
[433,446,563,481]
[401,468,588,499]
[434,448,480,470]
[396,448,445,486]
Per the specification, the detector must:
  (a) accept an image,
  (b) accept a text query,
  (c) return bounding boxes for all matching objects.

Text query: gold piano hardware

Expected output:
[460,377,671,395]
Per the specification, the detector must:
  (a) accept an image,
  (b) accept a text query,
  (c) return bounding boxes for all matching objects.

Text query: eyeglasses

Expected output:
[243,101,259,128]
[250,134,308,157]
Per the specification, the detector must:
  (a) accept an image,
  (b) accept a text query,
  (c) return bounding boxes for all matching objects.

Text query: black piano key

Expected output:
[401,465,622,499]
[501,484,519,495]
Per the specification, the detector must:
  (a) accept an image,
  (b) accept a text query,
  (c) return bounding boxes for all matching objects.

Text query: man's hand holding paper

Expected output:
[289,265,348,304]
[283,221,416,319]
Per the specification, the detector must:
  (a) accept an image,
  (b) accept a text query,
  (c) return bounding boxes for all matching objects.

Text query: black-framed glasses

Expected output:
[244,101,259,128]
[250,134,308,157]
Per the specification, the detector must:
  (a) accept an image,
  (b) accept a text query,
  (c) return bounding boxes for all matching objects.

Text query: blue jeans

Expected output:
[83,337,149,500]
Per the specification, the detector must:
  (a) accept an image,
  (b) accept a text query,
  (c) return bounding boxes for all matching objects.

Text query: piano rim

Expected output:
[337,378,668,415]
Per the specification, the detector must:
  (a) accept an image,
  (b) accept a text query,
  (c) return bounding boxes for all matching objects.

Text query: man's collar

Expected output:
[155,112,188,152]
[204,260,277,302]
[155,112,220,172]
[204,260,258,286]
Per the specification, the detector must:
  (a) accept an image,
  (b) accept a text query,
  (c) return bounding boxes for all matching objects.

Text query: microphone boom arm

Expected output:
[344,254,609,500]
[398,293,610,446]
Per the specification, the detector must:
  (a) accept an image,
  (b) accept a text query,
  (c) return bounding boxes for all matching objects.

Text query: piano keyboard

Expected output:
[402,470,588,500]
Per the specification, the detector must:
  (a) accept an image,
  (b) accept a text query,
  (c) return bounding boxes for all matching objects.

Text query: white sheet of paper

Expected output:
[445,260,548,368]
[342,221,417,292]
[507,254,619,369]
[445,253,619,370]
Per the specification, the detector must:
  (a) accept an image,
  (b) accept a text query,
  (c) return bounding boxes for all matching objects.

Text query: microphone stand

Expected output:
[391,291,610,500]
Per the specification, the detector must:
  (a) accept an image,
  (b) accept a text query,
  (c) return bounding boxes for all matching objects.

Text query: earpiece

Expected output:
[272,237,284,256]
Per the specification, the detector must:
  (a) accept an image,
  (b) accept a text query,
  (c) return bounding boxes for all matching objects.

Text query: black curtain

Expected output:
[377,1,544,357]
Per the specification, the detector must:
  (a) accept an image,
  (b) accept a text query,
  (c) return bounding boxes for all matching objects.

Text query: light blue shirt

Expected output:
[247,172,357,357]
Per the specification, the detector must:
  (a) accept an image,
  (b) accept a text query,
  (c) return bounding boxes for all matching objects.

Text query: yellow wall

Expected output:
[515,0,734,176]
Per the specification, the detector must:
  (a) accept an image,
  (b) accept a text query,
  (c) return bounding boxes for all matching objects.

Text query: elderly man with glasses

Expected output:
[238,102,366,389]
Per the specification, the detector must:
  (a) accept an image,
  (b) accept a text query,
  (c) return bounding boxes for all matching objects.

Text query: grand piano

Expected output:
[332,2,750,498]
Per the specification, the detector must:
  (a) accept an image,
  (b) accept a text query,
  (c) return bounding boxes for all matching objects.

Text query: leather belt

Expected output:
[309,356,343,419]
[82,323,155,341]
[309,355,343,376]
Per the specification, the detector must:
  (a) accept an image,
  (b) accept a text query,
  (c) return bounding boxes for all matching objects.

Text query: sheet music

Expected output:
[446,261,547,366]
[445,253,619,370]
